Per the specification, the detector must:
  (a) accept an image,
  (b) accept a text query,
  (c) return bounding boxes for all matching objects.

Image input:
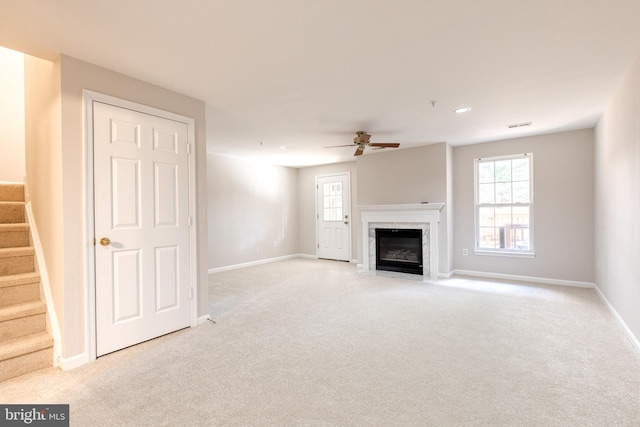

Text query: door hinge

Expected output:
[188,216,193,226]
[93,238,96,246]
[186,144,192,154]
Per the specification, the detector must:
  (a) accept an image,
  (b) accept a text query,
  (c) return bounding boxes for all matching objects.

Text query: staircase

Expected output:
[0,183,53,382]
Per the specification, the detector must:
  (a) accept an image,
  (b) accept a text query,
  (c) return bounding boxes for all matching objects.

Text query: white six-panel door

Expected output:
[93,101,191,356]
[316,173,351,261]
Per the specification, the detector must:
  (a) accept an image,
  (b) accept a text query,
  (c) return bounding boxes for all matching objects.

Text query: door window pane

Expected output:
[323,182,343,221]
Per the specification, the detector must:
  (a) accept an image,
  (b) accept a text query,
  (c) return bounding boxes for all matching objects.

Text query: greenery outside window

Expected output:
[474,153,534,257]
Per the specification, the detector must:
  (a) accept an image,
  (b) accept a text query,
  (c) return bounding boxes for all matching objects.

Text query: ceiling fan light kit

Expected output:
[326,131,401,156]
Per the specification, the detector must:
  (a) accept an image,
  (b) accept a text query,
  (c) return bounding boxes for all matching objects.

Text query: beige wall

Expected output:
[453,129,595,283]
[207,153,298,268]
[297,161,358,258]
[356,144,451,273]
[25,54,208,359]
[0,46,26,182]
[595,58,640,341]
[24,55,64,343]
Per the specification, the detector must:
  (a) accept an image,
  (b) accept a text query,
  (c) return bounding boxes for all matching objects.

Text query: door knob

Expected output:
[99,237,111,246]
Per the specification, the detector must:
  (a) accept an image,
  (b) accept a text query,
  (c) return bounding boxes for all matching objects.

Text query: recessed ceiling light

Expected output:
[279,146,288,150]
[454,107,471,114]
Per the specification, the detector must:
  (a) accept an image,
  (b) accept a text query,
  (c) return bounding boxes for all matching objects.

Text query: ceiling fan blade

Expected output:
[369,143,400,148]
[325,144,357,148]
[354,145,365,156]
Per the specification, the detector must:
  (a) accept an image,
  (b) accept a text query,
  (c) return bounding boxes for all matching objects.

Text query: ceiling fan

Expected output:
[326,131,400,156]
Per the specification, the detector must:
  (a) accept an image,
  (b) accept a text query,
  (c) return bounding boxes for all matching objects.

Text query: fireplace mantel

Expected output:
[359,203,444,280]
[358,203,445,213]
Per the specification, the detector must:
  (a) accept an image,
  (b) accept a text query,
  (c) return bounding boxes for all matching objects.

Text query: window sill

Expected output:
[473,249,535,259]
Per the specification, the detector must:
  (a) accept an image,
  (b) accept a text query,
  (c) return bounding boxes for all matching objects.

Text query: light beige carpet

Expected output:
[1,258,640,426]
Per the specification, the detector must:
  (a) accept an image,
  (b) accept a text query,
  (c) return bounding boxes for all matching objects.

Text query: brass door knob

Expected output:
[99,237,111,246]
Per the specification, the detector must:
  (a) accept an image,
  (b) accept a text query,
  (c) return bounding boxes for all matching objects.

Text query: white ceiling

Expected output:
[2,0,640,167]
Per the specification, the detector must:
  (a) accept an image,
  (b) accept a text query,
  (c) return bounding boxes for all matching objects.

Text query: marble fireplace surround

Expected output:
[359,203,444,280]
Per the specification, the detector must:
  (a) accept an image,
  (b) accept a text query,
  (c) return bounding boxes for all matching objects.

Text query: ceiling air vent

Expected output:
[507,122,532,129]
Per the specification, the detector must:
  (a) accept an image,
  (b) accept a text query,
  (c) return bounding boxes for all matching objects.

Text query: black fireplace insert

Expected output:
[375,228,423,275]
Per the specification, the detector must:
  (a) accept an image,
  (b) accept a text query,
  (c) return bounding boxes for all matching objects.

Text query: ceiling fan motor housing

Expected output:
[354,131,371,144]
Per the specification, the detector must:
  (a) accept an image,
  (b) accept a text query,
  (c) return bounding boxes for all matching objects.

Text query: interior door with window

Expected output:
[93,101,192,357]
[316,173,351,261]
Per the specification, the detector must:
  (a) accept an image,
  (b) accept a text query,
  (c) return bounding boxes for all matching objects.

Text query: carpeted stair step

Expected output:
[0,332,53,382]
[0,247,35,277]
[0,300,47,341]
[0,201,25,223]
[0,223,30,248]
[0,184,25,203]
[0,272,41,307]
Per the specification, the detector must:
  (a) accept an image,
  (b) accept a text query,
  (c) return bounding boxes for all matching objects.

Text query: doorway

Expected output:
[85,91,197,358]
[316,173,351,261]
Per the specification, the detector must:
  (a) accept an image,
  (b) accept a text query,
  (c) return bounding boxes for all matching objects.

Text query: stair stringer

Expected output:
[25,201,62,368]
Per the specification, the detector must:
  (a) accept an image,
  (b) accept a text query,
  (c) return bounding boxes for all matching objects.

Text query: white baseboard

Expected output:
[438,272,454,279]
[452,269,595,288]
[593,285,640,353]
[60,352,89,371]
[208,254,308,274]
[61,316,211,370]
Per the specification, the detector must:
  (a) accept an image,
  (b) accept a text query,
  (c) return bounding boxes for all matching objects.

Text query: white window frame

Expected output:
[474,153,535,258]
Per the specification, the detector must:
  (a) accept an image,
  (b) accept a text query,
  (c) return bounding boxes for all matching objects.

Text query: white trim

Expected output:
[83,90,199,363]
[25,201,62,368]
[593,285,640,353]
[315,172,352,261]
[60,352,89,371]
[197,314,211,325]
[452,269,594,288]
[438,271,454,279]
[208,254,305,274]
[473,249,536,259]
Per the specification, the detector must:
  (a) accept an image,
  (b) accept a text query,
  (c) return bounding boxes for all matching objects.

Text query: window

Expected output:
[475,154,533,256]
[323,182,343,221]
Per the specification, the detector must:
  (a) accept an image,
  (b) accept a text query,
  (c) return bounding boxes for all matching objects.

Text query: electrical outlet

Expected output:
[462,248,469,256]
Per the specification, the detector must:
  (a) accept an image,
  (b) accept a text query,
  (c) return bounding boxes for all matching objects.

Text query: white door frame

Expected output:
[315,172,352,261]
[83,90,198,362]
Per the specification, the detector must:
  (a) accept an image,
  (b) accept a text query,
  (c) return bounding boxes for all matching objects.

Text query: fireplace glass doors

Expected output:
[375,228,423,275]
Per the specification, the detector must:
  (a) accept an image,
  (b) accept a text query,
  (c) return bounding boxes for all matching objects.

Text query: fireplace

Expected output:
[359,203,444,280]
[375,228,423,275]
